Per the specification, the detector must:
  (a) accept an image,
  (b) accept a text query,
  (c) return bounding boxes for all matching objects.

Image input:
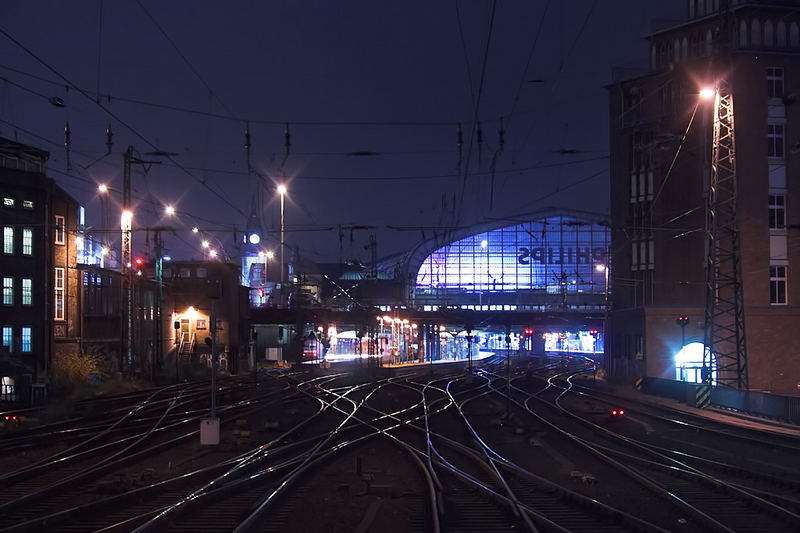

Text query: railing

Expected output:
[642,377,800,424]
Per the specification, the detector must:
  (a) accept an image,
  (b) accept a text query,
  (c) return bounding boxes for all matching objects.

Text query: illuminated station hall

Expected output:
[247,208,611,367]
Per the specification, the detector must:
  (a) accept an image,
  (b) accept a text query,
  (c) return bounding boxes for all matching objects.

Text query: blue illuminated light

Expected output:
[415,216,609,295]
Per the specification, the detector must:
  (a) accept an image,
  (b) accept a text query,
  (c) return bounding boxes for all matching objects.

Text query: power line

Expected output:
[0,27,244,217]
[0,62,472,127]
[456,0,499,226]
[134,0,235,118]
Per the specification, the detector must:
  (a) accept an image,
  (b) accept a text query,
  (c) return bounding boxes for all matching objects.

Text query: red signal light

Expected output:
[135,257,143,266]
[619,410,624,415]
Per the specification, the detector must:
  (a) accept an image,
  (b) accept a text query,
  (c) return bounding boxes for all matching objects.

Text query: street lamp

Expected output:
[277,184,287,287]
[595,260,610,381]
[258,250,274,305]
[165,205,175,216]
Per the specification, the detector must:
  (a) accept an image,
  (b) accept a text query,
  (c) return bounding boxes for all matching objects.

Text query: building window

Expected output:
[22,278,32,306]
[3,197,14,208]
[777,21,787,47]
[179,268,191,278]
[3,227,12,254]
[1,326,11,353]
[2,277,12,305]
[770,265,787,304]
[21,327,31,352]
[769,194,786,229]
[22,228,33,255]
[767,67,784,98]
[196,267,207,278]
[767,123,785,158]
[23,200,33,210]
[54,267,65,320]
[54,215,65,245]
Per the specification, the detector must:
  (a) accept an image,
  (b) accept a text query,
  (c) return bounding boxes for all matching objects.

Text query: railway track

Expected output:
[2,359,797,532]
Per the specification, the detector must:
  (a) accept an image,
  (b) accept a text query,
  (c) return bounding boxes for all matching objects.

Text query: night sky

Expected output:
[0,1,683,265]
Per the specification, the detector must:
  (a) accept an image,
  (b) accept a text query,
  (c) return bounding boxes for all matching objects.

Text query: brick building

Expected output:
[164,260,249,376]
[608,0,800,394]
[0,138,80,402]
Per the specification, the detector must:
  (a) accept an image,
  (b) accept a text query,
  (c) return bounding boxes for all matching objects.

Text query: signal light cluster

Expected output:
[610,409,625,416]
[523,328,534,336]
[676,316,690,326]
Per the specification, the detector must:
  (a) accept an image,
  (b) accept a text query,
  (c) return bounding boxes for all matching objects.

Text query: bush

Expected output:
[51,350,103,392]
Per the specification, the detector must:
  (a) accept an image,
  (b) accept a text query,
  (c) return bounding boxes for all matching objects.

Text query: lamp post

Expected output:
[505,324,511,419]
[278,185,287,289]
[466,327,473,374]
[258,250,273,305]
[97,184,109,252]
[595,260,610,382]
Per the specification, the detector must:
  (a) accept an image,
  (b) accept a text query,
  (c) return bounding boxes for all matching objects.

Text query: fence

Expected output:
[642,377,800,424]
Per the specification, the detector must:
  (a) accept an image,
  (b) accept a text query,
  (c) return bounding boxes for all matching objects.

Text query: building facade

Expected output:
[0,138,80,402]
[164,260,249,375]
[608,1,800,394]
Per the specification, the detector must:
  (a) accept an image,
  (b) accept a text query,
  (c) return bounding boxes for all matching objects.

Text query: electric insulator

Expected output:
[105,124,113,155]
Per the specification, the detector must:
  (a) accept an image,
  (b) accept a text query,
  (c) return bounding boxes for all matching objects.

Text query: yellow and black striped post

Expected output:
[696,384,711,408]
[634,377,643,390]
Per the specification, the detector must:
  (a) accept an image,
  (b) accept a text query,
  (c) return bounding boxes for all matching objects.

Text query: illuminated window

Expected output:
[767,67,784,98]
[2,277,12,305]
[22,228,33,255]
[769,194,786,229]
[22,278,32,306]
[21,327,31,352]
[3,227,12,254]
[23,200,33,210]
[54,215,65,245]
[55,267,65,320]
[196,267,207,278]
[767,123,784,158]
[1,326,11,352]
[3,197,14,208]
[770,265,787,305]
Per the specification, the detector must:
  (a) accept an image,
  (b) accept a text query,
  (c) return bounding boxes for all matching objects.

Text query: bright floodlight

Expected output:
[202,240,209,248]
[249,233,261,244]
[480,239,488,248]
[101,247,109,256]
[277,184,287,195]
[192,227,199,233]
[699,88,715,99]
[595,263,607,272]
[97,184,108,193]
[121,210,133,229]
[267,250,274,259]
[165,205,175,216]
[209,249,217,258]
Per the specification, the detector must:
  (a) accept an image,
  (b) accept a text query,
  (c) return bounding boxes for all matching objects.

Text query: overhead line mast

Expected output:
[703,3,748,390]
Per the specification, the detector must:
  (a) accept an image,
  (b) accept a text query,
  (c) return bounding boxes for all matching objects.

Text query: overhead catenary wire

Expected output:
[134,0,236,118]
[0,63,469,128]
[0,27,245,218]
[455,0,498,228]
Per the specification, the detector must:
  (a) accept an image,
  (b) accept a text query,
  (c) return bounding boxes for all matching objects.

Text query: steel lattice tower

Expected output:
[703,80,748,389]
